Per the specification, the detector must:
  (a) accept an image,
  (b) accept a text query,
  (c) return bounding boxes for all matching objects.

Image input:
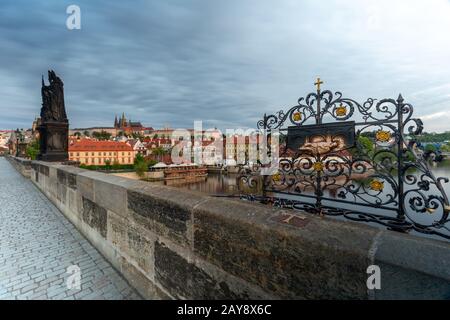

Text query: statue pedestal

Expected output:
[17,143,28,158]
[37,121,69,162]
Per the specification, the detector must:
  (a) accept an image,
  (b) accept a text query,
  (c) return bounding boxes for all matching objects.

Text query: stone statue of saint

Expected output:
[40,70,68,122]
[37,70,69,161]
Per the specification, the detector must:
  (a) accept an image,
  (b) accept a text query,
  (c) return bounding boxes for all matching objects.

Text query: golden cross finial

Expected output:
[314,77,323,91]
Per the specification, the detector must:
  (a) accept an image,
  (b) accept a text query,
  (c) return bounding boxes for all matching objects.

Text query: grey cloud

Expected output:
[1,0,450,132]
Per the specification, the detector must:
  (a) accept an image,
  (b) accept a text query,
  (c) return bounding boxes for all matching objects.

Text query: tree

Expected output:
[441,143,450,152]
[357,136,374,155]
[425,144,437,153]
[132,132,144,140]
[83,130,90,137]
[418,131,450,143]
[152,146,166,161]
[112,160,121,170]
[92,130,112,141]
[104,159,111,170]
[26,139,39,160]
[134,153,148,178]
[134,160,148,178]
[134,153,145,164]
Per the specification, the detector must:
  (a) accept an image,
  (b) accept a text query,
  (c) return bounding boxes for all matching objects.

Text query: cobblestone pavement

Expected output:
[0,158,141,300]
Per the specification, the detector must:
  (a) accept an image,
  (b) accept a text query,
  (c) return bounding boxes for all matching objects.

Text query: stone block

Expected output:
[82,197,107,238]
[39,163,49,176]
[155,241,257,299]
[127,186,207,246]
[374,231,450,281]
[373,262,450,299]
[120,258,169,300]
[77,174,94,201]
[193,198,374,299]
[57,168,67,185]
[67,188,78,215]
[94,179,128,217]
[56,168,77,190]
[56,182,67,205]
[107,211,154,276]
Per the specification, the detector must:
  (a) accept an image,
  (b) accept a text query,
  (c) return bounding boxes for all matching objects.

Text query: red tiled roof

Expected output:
[69,139,133,152]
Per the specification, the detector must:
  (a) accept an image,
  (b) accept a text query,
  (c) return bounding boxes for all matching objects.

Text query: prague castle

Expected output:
[69,113,152,137]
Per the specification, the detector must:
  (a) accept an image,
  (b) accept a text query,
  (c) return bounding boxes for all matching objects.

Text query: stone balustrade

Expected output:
[6,155,450,299]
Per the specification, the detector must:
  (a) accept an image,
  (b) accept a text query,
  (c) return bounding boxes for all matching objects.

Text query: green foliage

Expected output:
[112,160,121,170]
[26,139,39,160]
[134,161,148,178]
[440,143,450,152]
[152,146,166,156]
[418,132,450,143]
[132,132,144,140]
[79,163,134,171]
[405,150,415,162]
[352,136,374,157]
[134,153,149,178]
[134,153,145,164]
[425,144,437,153]
[92,130,112,140]
[83,130,90,137]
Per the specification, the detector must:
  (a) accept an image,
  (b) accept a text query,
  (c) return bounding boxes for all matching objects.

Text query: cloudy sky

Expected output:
[1,0,450,132]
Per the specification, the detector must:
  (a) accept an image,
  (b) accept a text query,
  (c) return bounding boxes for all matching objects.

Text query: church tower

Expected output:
[114,115,118,128]
[120,112,127,128]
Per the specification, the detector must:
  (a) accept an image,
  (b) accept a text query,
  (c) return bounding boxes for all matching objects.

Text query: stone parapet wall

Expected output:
[6,155,32,178]
[6,156,450,299]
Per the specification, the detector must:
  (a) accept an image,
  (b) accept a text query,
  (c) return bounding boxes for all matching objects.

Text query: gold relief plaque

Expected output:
[287,121,356,156]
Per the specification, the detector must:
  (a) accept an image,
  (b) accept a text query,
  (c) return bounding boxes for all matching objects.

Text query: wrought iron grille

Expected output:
[238,78,450,240]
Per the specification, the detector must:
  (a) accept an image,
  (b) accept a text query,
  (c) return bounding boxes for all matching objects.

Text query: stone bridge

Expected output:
[0,157,140,299]
[2,156,450,300]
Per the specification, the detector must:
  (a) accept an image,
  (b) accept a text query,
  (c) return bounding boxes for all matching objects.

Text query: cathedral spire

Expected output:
[121,112,127,127]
